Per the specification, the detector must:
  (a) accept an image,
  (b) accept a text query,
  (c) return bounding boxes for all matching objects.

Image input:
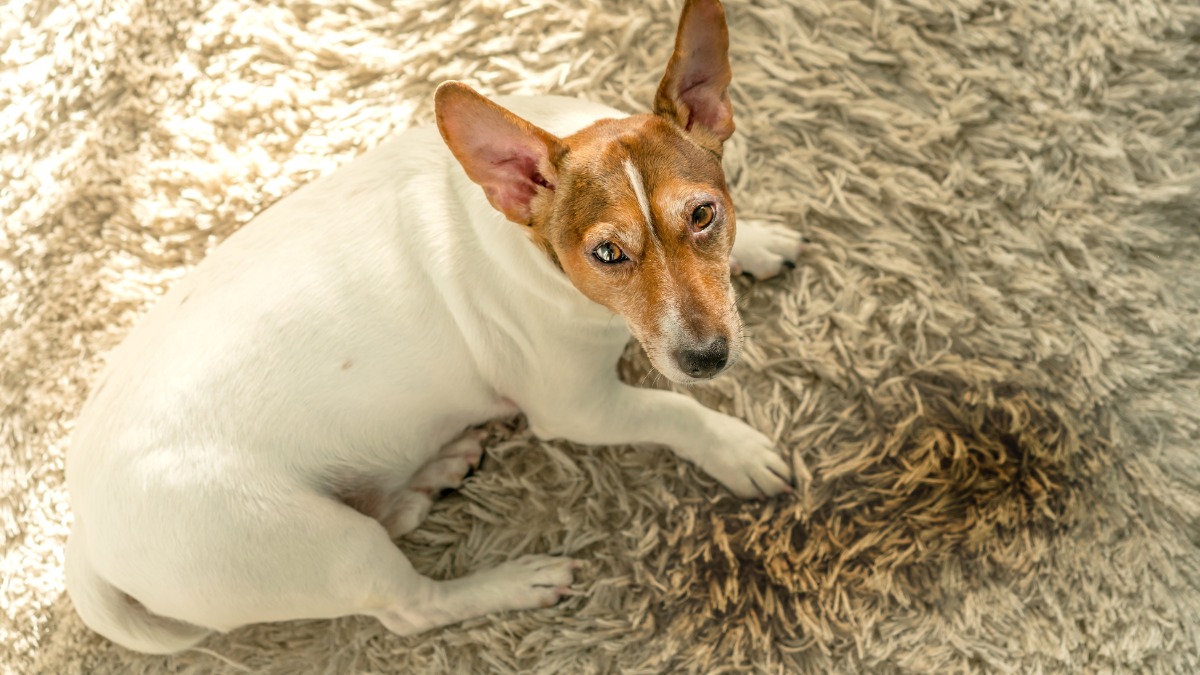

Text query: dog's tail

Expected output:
[65,527,211,654]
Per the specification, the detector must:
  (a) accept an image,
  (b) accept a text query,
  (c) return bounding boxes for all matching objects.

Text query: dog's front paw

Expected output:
[699,419,794,499]
[730,218,805,280]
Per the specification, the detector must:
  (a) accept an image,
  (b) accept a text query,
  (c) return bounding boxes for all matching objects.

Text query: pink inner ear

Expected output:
[666,5,733,140]
[477,147,555,220]
[437,83,563,222]
[678,77,732,138]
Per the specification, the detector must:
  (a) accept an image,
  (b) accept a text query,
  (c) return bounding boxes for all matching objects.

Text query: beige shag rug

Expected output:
[3,0,1200,672]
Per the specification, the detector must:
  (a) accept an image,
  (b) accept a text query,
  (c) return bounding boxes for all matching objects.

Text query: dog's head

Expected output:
[436,0,739,384]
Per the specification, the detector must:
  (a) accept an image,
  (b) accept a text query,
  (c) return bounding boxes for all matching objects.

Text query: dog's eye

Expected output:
[593,242,627,264]
[691,203,715,230]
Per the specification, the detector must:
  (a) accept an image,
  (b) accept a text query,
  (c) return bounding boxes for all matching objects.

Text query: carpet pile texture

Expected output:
[2,0,1199,672]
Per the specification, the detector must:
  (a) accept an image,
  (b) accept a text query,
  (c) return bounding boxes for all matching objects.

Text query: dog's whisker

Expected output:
[638,369,655,387]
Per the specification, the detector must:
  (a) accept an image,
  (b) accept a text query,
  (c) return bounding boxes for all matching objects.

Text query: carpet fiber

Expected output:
[3,0,1200,672]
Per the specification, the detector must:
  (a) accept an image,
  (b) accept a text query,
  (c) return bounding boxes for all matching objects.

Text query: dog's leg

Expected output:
[379,430,487,538]
[379,491,434,539]
[182,493,576,636]
[525,382,794,499]
[373,553,579,636]
[345,502,579,634]
[730,218,805,279]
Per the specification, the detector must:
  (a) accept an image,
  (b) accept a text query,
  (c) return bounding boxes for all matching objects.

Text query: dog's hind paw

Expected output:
[473,554,580,611]
[408,430,485,495]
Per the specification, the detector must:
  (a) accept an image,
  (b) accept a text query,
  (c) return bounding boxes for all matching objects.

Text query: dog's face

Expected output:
[545,116,740,382]
[437,0,738,383]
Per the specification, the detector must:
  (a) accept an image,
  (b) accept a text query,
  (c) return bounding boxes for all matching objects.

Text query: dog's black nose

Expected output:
[676,336,729,379]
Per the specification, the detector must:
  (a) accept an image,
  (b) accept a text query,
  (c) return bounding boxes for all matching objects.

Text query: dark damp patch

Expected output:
[658,370,1114,651]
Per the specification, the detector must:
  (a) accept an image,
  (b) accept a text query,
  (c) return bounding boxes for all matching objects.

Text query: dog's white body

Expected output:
[66,93,801,653]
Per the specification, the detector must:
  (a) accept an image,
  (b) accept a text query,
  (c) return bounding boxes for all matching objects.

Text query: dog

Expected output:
[64,0,804,654]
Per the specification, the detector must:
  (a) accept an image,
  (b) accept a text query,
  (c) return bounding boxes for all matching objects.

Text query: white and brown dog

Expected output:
[65,0,803,654]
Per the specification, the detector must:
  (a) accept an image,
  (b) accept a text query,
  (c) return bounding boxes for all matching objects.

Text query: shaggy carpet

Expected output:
[3,0,1199,672]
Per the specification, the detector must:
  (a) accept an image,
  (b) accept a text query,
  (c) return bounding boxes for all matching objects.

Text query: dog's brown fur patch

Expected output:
[537,114,738,355]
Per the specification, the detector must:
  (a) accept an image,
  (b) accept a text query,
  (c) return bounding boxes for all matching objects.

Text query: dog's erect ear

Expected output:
[435,82,567,224]
[654,0,734,152]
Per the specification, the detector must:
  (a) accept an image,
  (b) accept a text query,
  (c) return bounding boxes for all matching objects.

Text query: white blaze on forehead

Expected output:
[623,158,653,227]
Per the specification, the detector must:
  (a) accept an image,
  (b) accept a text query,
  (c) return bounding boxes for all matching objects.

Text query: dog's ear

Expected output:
[435,82,567,224]
[654,0,734,152]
